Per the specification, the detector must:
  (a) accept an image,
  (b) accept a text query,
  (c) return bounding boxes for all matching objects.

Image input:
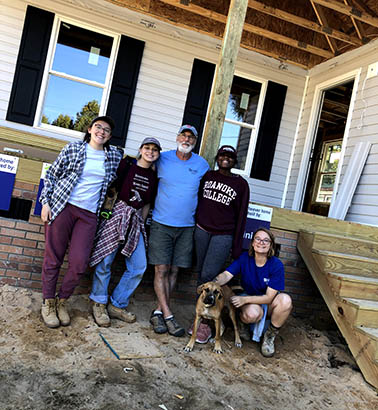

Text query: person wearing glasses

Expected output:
[188,145,249,344]
[89,137,161,327]
[39,116,122,329]
[213,228,292,357]
[148,125,209,337]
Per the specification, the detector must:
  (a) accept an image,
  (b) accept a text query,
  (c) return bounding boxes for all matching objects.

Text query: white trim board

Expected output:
[328,141,371,220]
[291,68,361,211]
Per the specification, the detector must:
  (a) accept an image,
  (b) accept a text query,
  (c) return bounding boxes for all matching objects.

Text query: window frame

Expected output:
[220,73,267,176]
[34,15,120,138]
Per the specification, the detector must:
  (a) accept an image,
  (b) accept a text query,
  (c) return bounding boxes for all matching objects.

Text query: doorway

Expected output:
[302,80,354,216]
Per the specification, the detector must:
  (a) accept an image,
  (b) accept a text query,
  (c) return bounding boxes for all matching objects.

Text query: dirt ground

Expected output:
[0,285,377,410]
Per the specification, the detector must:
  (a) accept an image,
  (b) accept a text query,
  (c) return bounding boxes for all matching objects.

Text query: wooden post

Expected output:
[199,0,249,168]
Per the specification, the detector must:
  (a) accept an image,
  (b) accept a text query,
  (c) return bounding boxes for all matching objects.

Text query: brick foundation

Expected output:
[0,180,328,318]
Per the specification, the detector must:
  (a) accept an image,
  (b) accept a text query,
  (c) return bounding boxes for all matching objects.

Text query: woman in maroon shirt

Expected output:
[189,145,250,343]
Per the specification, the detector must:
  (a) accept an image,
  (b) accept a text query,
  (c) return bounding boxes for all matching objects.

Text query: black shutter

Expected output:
[250,81,287,181]
[6,6,54,125]
[106,35,145,147]
[182,59,215,153]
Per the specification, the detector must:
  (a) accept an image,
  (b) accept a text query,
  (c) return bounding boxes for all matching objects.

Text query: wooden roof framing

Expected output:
[106,0,378,68]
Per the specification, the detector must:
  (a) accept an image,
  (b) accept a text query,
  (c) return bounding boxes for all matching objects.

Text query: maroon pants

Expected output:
[42,203,98,299]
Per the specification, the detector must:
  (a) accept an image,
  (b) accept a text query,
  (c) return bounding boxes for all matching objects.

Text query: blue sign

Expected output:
[0,154,19,211]
[242,204,273,250]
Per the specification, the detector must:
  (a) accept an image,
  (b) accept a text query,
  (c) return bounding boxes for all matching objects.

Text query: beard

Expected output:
[177,141,195,154]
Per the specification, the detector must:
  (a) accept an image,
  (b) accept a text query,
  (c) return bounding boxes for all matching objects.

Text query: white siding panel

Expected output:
[0,0,306,208]
[285,36,378,226]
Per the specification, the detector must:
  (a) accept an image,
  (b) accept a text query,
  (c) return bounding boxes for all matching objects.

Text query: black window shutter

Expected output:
[182,59,215,153]
[250,81,287,181]
[106,35,145,147]
[6,6,54,125]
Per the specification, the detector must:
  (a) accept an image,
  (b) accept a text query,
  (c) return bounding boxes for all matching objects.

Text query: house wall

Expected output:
[285,38,378,226]
[0,0,307,208]
[0,187,328,318]
[0,1,330,319]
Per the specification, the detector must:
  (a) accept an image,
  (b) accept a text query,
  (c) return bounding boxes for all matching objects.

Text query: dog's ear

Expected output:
[197,284,205,295]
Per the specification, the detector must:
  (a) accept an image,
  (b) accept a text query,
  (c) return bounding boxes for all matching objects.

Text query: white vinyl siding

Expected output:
[1,0,307,209]
[285,38,378,225]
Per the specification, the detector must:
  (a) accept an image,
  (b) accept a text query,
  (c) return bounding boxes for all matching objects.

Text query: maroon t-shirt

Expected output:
[196,170,250,259]
[117,162,158,210]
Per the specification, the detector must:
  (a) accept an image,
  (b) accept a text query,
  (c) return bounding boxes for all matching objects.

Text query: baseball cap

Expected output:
[90,115,115,131]
[178,124,198,138]
[140,137,162,150]
[216,145,237,159]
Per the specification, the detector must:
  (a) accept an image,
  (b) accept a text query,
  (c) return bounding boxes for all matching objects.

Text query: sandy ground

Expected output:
[0,284,377,410]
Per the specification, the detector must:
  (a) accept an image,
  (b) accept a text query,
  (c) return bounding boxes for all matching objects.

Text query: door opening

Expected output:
[302,80,354,216]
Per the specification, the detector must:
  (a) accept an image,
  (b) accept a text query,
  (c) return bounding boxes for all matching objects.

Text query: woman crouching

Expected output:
[213,228,293,357]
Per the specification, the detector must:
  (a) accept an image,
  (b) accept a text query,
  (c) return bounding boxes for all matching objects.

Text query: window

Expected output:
[218,76,263,173]
[37,20,117,134]
[314,140,342,203]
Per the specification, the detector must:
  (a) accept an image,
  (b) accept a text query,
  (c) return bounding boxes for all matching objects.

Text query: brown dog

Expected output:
[184,282,242,353]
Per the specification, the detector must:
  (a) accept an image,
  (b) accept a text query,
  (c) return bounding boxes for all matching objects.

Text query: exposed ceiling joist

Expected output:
[161,0,333,58]
[313,0,378,28]
[107,0,378,69]
[248,0,362,46]
[310,0,338,53]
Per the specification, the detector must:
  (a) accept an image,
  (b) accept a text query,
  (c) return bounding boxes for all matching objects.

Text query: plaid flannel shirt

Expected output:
[89,200,147,267]
[40,141,122,223]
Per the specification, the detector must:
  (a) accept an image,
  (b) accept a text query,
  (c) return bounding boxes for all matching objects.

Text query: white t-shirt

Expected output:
[68,144,106,213]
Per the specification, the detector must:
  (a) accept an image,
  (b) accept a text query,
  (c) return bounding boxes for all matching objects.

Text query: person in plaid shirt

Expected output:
[39,116,122,329]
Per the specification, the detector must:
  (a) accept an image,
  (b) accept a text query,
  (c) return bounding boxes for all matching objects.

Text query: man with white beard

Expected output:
[148,125,209,337]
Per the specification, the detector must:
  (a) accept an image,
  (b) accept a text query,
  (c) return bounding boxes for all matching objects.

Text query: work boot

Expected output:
[92,302,111,327]
[150,311,167,334]
[261,325,280,357]
[108,303,136,323]
[41,298,60,328]
[165,316,185,337]
[56,297,70,326]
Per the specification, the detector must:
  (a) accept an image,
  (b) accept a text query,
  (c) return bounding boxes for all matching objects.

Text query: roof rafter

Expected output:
[248,0,362,46]
[309,0,337,53]
[160,0,333,58]
[312,0,378,28]
[343,0,365,40]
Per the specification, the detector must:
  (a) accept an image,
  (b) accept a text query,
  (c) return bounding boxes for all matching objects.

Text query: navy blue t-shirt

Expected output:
[227,252,285,296]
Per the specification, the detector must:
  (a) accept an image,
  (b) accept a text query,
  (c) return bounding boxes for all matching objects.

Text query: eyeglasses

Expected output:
[179,132,196,141]
[94,123,111,134]
[254,237,271,245]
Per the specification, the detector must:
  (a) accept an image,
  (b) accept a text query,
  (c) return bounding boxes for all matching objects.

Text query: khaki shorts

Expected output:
[148,220,194,268]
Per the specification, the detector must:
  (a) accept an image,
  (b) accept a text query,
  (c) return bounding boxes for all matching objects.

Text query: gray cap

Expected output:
[140,137,162,150]
[178,124,198,138]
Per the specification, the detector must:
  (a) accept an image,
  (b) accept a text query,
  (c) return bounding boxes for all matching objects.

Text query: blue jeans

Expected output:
[90,235,146,308]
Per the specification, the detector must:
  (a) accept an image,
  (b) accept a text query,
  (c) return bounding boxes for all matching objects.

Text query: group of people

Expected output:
[39,115,292,357]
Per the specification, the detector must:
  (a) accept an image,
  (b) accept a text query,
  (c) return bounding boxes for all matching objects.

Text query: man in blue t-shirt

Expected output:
[213,228,292,357]
[148,125,209,337]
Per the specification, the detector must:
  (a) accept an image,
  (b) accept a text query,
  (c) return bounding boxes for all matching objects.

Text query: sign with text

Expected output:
[0,154,19,211]
[242,204,273,250]
[34,163,51,216]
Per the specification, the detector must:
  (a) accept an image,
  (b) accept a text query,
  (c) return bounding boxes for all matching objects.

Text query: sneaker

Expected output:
[187,322,212,344]
[92,302,111,327]
[150,311,167,334]
[108,303,136,323]
[56,297,70,326]
[165,316,185,337]
[261,325,279,357]
[41,298,60,328]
